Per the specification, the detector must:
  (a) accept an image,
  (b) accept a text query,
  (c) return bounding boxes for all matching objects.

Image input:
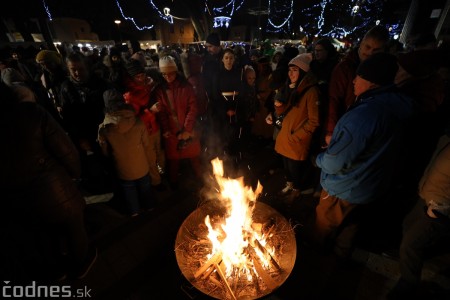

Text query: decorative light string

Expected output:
[40,0,403,41]
[267,0,293,33]
[116,0,154,30]
[207,0,245,16]
[299,0,401,39]
[42,0,53,20]
[148,0,174,24]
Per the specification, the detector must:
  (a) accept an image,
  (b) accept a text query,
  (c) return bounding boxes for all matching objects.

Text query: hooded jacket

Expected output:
[123,78,159,135]
[316,86,413,204]
[98,109,153,180]
[274,73,321,161]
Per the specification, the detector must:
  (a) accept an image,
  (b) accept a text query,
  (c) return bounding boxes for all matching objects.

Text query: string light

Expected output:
[300,0,392,39]
[267,0,294,33]
[42,0,53,20]
[148,0,173,24]
[115,0,154,30]
[207,0,245,16]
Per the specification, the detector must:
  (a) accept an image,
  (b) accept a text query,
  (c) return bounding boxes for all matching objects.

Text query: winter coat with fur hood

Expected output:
[274,72,321,161]
[98,109,153,181]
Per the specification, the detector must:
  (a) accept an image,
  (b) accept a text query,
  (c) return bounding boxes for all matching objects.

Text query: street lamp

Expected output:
[114,20,122,43]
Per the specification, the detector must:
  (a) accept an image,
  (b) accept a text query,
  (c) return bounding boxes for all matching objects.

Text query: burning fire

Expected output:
[206,158,269,278]
[175,158,296,300]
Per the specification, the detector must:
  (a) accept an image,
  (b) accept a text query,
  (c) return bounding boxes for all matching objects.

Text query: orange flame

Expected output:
[205,158,266,278]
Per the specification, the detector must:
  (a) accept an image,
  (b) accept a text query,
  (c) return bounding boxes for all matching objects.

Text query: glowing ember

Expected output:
[175,158,296,300]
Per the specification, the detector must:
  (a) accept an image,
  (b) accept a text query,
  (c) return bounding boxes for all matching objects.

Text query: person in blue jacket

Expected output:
[312,52,414,259]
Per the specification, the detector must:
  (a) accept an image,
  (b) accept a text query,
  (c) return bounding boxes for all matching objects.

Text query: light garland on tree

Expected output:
[300,0,393,39]
[267,0,293,33]
[116,0,154,30]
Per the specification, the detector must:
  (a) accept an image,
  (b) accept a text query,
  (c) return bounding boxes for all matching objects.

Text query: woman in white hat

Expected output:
[153,56,202,190]
[273,53,321,204]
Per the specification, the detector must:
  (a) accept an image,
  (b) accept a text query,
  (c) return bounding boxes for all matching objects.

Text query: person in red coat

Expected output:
[153,56,202,189]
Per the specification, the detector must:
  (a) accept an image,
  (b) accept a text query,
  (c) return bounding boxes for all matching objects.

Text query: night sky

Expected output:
[4,0,412,42]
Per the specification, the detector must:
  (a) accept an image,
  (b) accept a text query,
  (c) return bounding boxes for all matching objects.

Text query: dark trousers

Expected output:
[119,174,156,215]
[167,157,202,185]
[399,198,450,284]
[281,156,307,190]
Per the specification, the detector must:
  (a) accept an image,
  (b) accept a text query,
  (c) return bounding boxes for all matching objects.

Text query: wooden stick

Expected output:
[264,224,275,238]
[250,267,261,295]
[253,238,281,271]
[209,275,222,289]
[194,251,222,279]
[248,247,278,291]
[201,257,223,280]
[214,262,237,300]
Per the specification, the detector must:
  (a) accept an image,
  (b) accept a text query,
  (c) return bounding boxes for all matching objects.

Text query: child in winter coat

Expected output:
[98,89,157,216]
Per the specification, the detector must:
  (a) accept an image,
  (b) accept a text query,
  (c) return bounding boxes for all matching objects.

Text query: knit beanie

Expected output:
[131,52,147,68]
[35,50,62,65]
[288,53,312,72]
[206,32,221,47]
[103,89,133,113]
[126,59,145,77]
[159,55,178,73]
[356,52,398,86]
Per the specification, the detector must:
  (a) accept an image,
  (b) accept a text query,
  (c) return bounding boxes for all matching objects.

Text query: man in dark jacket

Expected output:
[60,52,112,194]
[324,25,390,146]
[60,52,111,154]
[0,82,97,281]
[201,32,224,157]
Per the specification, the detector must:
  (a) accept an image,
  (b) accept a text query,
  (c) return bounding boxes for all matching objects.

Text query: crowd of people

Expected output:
[1,26,449,298]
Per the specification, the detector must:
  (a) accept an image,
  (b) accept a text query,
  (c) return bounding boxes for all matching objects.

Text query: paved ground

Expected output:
[61,144,450,300]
